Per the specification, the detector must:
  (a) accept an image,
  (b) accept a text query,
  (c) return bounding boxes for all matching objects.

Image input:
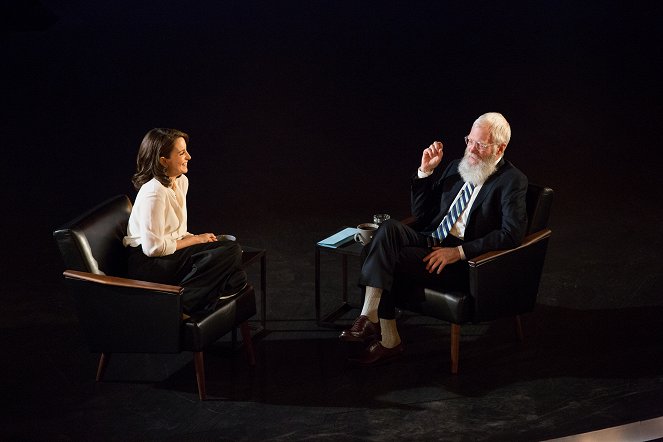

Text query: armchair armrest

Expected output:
[467,229,552,322]
[467,229,552,267]
[63,270,184,353]
[63,269,182,294]
[400,215,417,226]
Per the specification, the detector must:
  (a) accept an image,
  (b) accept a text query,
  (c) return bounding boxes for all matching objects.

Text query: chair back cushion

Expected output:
[526,183,554,234]
[53,195,132,277]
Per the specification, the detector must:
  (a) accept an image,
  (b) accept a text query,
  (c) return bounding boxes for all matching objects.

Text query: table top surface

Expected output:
[241,246,266,266]
[317,228,365,256]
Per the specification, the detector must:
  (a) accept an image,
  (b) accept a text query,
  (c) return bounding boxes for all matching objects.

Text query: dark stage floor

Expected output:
[3,1,663,441]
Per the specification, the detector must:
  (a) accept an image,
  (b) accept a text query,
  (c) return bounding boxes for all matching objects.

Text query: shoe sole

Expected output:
[339,333,381,343]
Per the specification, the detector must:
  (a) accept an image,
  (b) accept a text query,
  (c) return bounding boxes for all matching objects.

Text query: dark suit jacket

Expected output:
[410,158,528,260]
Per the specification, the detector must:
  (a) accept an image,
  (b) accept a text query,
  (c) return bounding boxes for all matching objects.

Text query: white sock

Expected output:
[380,318,401,349]
[360,286,382,323]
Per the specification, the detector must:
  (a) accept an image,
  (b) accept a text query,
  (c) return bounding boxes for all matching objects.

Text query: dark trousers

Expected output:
[127,240,246,313]
[358,219,469,320]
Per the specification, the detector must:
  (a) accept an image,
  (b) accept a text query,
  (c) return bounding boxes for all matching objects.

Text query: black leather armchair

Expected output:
[53,195,257,400]
[397,183,553,374]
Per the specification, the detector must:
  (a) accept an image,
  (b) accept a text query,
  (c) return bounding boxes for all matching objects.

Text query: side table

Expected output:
[315,229,364,327]
[241,246,267,338]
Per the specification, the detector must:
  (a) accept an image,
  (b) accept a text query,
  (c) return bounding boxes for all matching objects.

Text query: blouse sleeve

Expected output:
[138,188,178,257]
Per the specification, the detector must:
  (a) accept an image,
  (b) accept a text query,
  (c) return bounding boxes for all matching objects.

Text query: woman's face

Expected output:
[160,137,191,178]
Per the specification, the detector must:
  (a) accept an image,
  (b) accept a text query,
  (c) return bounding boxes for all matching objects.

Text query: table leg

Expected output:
[317,246,356,328]
[261,254,267,328]
[315,246,321,323]
[342,254,348,303]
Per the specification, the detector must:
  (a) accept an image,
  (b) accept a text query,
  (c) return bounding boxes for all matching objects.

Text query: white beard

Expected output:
[458,150,499,185]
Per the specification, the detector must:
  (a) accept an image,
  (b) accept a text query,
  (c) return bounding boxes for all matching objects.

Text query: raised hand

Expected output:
[420,141,444,173]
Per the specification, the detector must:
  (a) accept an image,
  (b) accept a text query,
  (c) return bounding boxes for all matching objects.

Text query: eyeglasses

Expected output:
[464,136,495,152]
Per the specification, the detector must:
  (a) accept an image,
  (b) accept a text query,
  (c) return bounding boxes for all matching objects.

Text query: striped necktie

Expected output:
[432,181,476,241]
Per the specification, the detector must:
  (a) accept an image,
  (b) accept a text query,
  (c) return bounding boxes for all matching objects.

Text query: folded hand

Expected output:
[423,246,460,274]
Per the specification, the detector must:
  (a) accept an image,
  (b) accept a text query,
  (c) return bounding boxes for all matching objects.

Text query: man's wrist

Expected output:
[418,167,433,178]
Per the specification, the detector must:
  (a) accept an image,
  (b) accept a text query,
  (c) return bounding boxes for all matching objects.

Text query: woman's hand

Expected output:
[194,233,217,243]
[176,233,217,250]
[420,141,444,174]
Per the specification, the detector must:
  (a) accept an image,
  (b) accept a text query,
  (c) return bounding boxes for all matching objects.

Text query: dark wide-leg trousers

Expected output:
[127,240,247,313]
[358,219,469,320]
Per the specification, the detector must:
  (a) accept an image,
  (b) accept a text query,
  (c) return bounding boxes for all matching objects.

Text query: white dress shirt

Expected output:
[417,163,497,260]
[123,175,191,257]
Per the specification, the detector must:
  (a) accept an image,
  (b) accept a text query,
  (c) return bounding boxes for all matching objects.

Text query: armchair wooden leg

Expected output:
[96,353,110,381]
[240,321,256,366]
[514,315,524,342]
[450,323,460,374]
[193,351,206,401]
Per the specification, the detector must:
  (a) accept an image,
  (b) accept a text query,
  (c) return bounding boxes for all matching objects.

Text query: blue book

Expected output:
[318,227,358,248]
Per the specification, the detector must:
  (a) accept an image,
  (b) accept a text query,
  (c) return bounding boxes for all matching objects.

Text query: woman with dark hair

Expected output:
[123,128,246,313]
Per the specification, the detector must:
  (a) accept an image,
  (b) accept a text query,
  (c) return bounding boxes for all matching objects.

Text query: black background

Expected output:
[3,1,663,439]
[5,0,661,308]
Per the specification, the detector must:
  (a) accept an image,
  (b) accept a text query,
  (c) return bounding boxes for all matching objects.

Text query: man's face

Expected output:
[464,125,498,166]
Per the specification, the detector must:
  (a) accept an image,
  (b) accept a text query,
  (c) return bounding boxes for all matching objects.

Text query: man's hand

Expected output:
[423,246,461,274]
[420,141,444,173]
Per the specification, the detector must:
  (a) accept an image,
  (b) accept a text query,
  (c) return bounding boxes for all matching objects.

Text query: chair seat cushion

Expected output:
[413,288,474,324]
[182,285,257,351]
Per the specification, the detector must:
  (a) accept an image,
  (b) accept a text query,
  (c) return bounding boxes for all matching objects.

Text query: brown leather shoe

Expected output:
[350,341,404,366]
[339,315,381,342]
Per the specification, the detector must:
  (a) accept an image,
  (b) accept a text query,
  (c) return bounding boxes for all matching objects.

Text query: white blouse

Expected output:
[123,175,190,257]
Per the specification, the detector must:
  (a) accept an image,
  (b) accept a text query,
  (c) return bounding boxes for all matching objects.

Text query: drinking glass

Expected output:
[373,213,391,225]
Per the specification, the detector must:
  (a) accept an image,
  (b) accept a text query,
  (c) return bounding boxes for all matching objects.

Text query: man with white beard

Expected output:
[340,112,528,366]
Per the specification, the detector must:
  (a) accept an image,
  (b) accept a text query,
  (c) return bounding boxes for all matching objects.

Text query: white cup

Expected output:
[354,223,379,245]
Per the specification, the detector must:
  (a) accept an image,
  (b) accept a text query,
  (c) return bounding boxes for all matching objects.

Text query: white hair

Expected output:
[473,112,511,147]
